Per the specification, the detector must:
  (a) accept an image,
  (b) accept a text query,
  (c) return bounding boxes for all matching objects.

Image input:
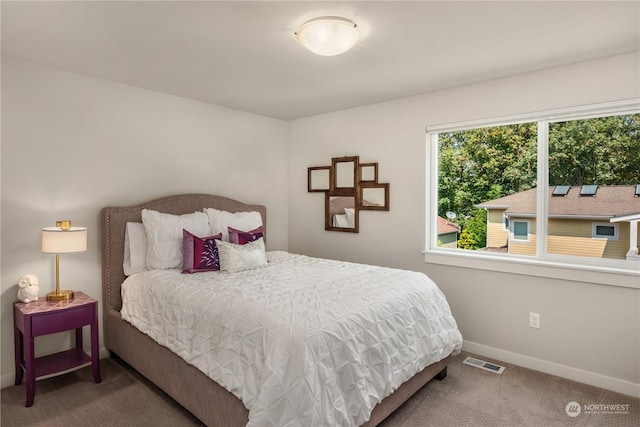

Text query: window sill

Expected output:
[422,249,640,289]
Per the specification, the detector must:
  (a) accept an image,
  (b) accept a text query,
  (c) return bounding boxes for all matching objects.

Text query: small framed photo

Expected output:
[308,166,331,192]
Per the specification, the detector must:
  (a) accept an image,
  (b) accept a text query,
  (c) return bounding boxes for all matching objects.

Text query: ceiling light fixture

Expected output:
[295,16,359,56]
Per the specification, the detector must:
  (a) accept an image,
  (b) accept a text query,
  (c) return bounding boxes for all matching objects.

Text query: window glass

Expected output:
[595,225,615,237]
[437,123,536,254]
[547,115,639,259]
[513,221,528,240]
[430,107,639,269]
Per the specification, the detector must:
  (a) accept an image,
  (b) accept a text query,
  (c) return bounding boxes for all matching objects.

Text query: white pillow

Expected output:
[141,209,210,270]
[204,208,262,242]
[216,238,268,273]
[123,222,148,275]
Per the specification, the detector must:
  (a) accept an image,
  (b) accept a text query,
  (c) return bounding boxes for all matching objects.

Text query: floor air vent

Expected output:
[462,357,505,374]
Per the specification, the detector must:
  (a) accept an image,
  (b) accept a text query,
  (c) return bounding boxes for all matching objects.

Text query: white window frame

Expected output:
[424,99,640,289]
[592,222,619,240]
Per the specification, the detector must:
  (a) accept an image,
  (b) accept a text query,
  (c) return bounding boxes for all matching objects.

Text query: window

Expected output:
[425,100,640,282]
[592,223,618,240]
[512,220,530,241]
[502,213,509,230]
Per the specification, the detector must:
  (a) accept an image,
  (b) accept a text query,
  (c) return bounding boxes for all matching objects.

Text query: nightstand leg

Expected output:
[75,327,83,349]
[24,335,35,407]
[14,326,23,385]
[91,314,101,383]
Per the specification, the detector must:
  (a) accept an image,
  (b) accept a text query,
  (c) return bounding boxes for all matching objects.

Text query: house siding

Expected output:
[486,209,509,248]
[547,219,632,260]
[438,231,458,248]
[488,214,634,260]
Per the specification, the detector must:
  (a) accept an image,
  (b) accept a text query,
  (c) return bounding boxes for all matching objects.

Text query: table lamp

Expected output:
[41,220,87,301]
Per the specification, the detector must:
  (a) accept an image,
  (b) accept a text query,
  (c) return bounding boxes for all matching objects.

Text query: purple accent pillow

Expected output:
[182,229,223,273]
[228,226,264,245]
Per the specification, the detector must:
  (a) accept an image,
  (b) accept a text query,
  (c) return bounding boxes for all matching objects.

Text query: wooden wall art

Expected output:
[308,156,390,233]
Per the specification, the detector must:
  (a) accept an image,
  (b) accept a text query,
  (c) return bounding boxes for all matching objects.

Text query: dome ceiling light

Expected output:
[295,16,359,56]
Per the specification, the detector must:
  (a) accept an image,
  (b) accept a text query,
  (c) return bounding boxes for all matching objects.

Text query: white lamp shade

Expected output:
[295,17,359,56]
[42,227,87,254]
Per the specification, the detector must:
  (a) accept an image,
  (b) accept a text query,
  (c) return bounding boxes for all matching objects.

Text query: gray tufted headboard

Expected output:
[101,194,266,313]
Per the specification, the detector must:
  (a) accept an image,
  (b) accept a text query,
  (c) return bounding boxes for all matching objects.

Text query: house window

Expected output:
[425,100,640,277]
[512,221,529,241]
[592,223,618,240]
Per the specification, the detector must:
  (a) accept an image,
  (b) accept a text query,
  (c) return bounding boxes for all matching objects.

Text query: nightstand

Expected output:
[13,291,101,407]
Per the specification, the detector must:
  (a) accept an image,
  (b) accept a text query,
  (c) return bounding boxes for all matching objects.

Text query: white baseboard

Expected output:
[1,373,15,389]
[462,341,640,398]
[1,346,111,389]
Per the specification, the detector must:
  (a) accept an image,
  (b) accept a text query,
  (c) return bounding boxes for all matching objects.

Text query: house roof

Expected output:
[476,185,640,218]
[437,216,460,235]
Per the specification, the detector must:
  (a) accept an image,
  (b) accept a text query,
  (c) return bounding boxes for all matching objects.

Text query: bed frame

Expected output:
[102,194,450,427]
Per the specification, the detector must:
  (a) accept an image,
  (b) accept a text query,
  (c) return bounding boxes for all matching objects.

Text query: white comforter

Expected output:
[120,251,462,427]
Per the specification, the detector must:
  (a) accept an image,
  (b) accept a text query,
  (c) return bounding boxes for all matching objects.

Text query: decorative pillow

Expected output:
[123,222,148,275]
[141,209,210,270]
[228,226,264,245]
[182,230,222,273]
[204,208,262,242]
[216,238,268,273]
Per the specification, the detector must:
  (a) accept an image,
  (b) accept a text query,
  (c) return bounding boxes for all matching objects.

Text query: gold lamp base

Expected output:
[46,290,75,301]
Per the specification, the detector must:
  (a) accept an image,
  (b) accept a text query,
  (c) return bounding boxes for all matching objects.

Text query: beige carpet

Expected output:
[1,356,202,427]
[2,351,638,426]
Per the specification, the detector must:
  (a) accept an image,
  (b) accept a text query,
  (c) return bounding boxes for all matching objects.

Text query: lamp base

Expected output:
[46,290,75,301]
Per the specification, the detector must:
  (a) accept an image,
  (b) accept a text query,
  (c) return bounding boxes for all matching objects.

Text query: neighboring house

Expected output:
[437,216,460,249]
[476,185,640,260]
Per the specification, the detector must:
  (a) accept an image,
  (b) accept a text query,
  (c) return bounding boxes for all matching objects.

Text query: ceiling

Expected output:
[2,1,639,121]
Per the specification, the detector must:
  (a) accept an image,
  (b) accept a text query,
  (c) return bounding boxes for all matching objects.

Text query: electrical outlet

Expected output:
[529,312,540,329]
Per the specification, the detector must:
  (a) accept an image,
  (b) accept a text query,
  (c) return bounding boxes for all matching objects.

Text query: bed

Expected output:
[102,193,462,427]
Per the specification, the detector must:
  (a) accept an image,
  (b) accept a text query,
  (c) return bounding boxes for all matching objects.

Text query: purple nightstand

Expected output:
[13,291,101,407]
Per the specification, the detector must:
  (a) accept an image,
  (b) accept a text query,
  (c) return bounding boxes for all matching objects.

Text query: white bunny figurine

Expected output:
[17,274,40,303]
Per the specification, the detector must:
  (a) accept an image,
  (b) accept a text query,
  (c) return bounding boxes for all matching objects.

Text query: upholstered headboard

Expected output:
[101,194,266,313]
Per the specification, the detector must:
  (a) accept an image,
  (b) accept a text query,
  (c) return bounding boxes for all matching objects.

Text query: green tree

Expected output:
[438,122,537,221]
[456,209,487,249]
[549,115,640,185]
[457,229,475,250]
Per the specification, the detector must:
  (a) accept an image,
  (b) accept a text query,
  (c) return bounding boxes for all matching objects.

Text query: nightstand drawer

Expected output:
[30,306,93,336]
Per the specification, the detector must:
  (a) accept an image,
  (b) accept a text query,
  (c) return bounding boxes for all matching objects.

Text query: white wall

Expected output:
[2,52,638,397]
[0,57,289,387]
[288,53,640,396]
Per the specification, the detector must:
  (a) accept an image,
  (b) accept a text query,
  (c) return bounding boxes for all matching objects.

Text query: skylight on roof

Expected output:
[552,185,570,196]
[635,184,640,197]
[579,185,598,196]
